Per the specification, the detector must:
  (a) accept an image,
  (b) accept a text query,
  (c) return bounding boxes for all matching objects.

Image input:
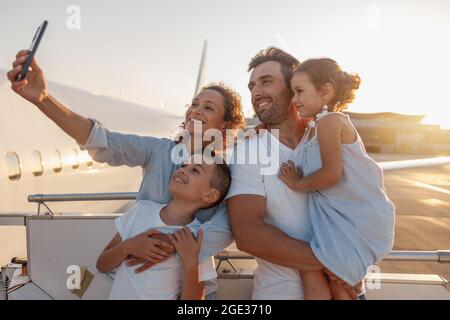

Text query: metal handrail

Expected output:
[27,193,450,264]
[384,250,450,263]
[28,192,138,203]
[215,249,450,264]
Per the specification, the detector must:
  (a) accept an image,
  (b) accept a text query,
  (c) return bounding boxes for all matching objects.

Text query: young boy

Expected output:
[96,157,231,300]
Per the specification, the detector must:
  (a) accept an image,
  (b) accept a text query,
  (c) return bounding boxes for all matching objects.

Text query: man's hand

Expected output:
[323,268,362,300]
[7,50,48,105]
[168,227,202,269]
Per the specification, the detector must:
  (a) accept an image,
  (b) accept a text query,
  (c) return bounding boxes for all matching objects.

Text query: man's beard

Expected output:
[255,90,293,125]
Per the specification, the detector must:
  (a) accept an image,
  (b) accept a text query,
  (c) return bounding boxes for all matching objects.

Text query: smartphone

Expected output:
[16,20,48,81]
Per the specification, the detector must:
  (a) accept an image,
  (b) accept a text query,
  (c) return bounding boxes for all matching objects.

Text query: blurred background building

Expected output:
[247,112,450,155]
[346,112,450,155]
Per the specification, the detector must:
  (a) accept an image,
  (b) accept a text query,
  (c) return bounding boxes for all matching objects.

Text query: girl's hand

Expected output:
[123,229,174,265]
[168,227,202,269]
[7,50,49,105]
[278,160,303,190]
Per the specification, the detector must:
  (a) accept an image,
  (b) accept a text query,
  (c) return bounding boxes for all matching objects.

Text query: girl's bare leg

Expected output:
[301,271,332,300]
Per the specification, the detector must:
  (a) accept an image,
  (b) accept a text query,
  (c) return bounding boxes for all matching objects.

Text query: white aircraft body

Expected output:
[0,69,183,214]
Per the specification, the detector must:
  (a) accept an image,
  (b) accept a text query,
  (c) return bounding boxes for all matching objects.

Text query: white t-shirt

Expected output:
[226,130,312,300]
[109,200,217,300]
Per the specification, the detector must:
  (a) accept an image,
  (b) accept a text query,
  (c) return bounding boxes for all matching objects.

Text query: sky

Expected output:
[1,0,450,128]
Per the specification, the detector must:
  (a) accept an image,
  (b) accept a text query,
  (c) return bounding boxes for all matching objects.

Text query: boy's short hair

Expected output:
[205,156,232,209]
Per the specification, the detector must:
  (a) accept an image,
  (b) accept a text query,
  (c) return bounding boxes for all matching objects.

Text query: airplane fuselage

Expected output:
[0,71,183,213]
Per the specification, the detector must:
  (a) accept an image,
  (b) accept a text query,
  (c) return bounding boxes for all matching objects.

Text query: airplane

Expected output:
[0,70,184,214]
[4,69,448,215]
[0,40,210,215]
[1,41,450,300]
[3,35,449,214]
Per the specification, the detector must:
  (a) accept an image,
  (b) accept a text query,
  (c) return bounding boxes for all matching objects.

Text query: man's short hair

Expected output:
[248,47,300,87]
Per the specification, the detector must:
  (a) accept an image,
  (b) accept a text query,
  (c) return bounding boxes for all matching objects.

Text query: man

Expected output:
[226,47,361,299]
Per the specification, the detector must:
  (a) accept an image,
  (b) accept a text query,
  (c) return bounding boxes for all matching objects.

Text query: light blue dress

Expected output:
[299,112,395,286]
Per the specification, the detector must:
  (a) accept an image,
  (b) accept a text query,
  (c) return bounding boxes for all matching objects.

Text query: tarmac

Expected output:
[371,154,450,280]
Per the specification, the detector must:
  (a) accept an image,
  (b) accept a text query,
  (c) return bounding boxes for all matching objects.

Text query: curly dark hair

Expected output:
[200,82,246,130]
[248,47,300,87]
[294,58,361,112]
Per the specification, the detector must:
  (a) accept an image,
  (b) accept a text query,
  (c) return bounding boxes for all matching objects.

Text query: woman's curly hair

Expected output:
[200,82,246,130]
[181,82,245,130]
[294,58,361,112]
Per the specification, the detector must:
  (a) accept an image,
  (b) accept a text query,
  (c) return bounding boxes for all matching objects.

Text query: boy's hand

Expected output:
[278,160,302,190]
[125,257,155,273]
[125,233,173,273]
[168,227,203,268]
[7,50,49,105]
[123,229,174,267]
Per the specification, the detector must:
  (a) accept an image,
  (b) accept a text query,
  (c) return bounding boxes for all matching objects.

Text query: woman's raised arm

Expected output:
[7,50,93,145]
[8,50,159,168]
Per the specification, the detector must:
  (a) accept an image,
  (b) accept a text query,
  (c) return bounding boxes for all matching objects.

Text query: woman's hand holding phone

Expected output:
[6,22,93,145]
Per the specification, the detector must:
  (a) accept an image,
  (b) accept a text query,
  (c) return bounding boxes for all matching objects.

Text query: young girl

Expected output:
[279,58,396,300]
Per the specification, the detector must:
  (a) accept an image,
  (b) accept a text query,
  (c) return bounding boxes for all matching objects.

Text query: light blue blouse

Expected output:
[79,119,234,262]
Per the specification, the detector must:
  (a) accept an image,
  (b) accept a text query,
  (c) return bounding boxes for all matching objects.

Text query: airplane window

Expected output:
[80,150,94,168]
[51,149,63,173]
[31,151,44,177]
[68,148,80,169]
[5,152,22,181]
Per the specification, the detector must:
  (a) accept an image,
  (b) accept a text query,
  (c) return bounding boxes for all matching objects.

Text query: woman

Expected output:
[7,49,245,274]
